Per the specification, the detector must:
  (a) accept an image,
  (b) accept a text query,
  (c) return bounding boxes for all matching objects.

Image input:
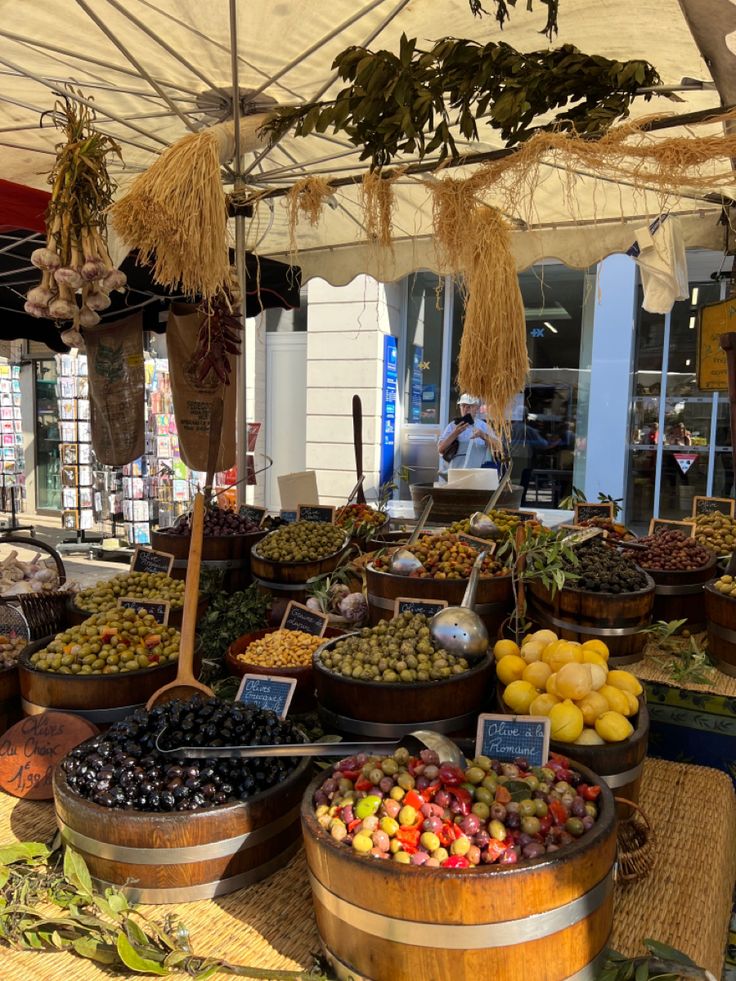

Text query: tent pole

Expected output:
[230,0,248,508]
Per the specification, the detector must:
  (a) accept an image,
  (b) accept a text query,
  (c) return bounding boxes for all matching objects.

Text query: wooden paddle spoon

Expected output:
[146,492,214,709]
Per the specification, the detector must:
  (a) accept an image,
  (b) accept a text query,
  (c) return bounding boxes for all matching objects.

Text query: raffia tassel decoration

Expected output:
[110,124,234,301]
[361,169,398,249]
[285,176,334,260]
[454,205,528,438]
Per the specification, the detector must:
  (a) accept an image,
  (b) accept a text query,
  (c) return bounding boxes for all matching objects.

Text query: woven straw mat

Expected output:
[0,758,734,980]
[631,635,736,697]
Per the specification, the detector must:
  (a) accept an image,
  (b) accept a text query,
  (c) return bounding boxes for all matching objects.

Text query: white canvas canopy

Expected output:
[0,0,732,283]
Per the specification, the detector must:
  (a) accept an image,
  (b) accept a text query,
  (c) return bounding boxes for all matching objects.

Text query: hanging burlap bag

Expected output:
[84,313,145,465]
[167,302,234,471]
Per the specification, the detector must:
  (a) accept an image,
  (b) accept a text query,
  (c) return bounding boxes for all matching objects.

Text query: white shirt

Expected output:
[438,417,493,476]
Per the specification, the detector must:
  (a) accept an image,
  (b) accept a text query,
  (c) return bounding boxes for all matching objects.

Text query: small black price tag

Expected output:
[130,546,175,576]
[573,502,614,523]
[236,674,297,720]
[279,510,298,524]
[475,713,550,768]
[393,597,448,618]
[297,504,336,523]
[239,504,267,527]
[117,597,171,625]
[648,518,695,537]
[691,496,735,518]
[280,600,329,637]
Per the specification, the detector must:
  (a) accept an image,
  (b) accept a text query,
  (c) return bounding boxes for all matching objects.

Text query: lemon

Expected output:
[595,711,634,742]
[502,680,538,714]
[521,642,545,664]
[598,684,630,716]
[496,654,527,685]
[529,692,560,716]
[574,728,606,746]
[532,629,558,646]
[582,639,610,660]
[549,699,584,743]
[556,663,593,700]
[523,661,552,690]
[575,690,609,726]
[588,663,608,691]
[493,639,520,662]
[541,639,564,663]
[547,642,584,674]
[546,672,559,696]
[606,670,643,697]
[582,650,608,669]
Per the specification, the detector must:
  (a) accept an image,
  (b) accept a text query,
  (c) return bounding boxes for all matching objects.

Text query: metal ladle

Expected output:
[468,462,514,539]
[388,495,434,575]
[429,550,490,659]
[154,727,465,767]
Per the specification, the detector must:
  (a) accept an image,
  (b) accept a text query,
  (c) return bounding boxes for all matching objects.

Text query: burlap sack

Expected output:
[84,314,145,465]
[167,303,235,472]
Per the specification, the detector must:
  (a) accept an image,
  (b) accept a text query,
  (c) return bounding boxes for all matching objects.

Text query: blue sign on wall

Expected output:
[380,335,398,487]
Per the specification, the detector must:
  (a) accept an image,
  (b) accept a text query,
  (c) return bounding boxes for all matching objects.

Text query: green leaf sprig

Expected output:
[196,585,271,683]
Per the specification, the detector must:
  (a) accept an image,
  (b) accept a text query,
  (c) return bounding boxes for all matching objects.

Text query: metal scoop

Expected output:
[154,727,465,767]
[429,551,489,658]
[388,495,433,575]
[469,462,513,539]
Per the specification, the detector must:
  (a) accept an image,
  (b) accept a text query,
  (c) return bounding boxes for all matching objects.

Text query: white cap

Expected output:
[458,394,481,406]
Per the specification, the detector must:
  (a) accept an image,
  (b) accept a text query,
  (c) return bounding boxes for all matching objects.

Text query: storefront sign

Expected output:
[573,501,614,523]
[394,597,448,618]
[648,518,695,537]
[475,713,550,768]
[236,674,297,720]
[280,601,328,637]
[0,712,98,800]
[380,335,398,486]
[674,452,697,475]
[239,504,266,527]
[692,496,735,518]
[117,597,170,625]
[130,545,175,576]
[298,504,335,523]
[697,298,734,391]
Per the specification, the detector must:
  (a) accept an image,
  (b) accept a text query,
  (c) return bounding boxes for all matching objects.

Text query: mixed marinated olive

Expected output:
[254,521,346,562]
[76,571,185,613]
[372,531,506,580]
[635,529,713,571]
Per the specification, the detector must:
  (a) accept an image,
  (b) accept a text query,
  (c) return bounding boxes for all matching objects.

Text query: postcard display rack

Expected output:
[0,362,27,527]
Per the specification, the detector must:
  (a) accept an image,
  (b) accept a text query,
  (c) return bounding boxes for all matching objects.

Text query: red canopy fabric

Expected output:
[0,178,49,233]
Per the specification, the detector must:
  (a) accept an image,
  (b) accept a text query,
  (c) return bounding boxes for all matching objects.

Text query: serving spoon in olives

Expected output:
[468,462,513,540]
[388,495,433,575]
[429,550,489,659]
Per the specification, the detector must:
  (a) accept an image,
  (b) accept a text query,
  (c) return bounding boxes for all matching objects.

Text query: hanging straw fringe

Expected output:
[285,177,334,261]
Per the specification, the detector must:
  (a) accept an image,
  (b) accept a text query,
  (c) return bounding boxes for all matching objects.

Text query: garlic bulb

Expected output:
[48,297,77,320]
[54,266,84,289]
[78,306,100,327]
[60,328,85,349]
[24,301,48,318]
[81,259,105,282]
[102,268,127,292]
[85,289,111,311]
[26,285,56,307]
[30,247,61,271]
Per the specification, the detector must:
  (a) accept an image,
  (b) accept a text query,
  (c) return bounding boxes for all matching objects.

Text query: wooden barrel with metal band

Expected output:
[705,582,736,676]
[151,527,267,593]
[53,755,312,904]
[365,563,513,639]
[647,555,716,632]
[526,576,655,665]
[250,536,349,624]
[301,761,616,981]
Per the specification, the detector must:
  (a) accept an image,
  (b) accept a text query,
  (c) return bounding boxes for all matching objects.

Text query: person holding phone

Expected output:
[437,395,500,480]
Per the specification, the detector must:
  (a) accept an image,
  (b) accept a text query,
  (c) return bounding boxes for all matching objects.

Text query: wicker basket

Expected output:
[0,536,70,641]
[615,796,655,883]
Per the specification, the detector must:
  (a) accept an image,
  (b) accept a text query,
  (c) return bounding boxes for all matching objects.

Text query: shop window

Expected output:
[404,273,445,424]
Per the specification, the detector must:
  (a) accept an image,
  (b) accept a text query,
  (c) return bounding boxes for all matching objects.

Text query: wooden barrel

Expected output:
[18,639,200,727]
[302,760,616,981]
[314,636,493,738]
[151,528,267,593]
[225,626,345,714]
[647,554,716,632]
[705,582,736,676]
[364,529,411,553]
[54,754,311,904]
[250,537,349,623]
[410,482,524,523]
[366,563,513,640]
[526,577,655,665]
[0,665,21,735]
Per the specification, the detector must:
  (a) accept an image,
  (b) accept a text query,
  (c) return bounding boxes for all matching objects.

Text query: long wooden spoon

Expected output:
[146,492,214,709]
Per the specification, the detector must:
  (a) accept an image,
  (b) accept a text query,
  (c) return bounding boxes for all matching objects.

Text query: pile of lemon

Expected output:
[495,630,642,745]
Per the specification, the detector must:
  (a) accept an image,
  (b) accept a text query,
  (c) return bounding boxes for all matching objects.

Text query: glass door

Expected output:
[35,359,61,511]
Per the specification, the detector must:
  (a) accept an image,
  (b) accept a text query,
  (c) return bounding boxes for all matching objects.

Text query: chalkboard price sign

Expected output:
[475,713,550,767]
[130,546,175,577]
[648,518,695,538]
[394,597,448,618]
[497,509,537,523]
[280,510,298,524]
[297,504,335,524]
[573,502,614,523]
[691,496,735,518]
[117,597,171,625]
[280,600,329,637]
[236,674,297,719]
[457,534,494,554]
[239,504,267,527]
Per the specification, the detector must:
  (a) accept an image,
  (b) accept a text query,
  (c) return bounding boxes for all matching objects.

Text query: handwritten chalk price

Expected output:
[475,713,550,768]
[236,674,297,719]
[0,712,98,800]
[394,597,448,618]
[130,546,174,576]
[280,600,328,637]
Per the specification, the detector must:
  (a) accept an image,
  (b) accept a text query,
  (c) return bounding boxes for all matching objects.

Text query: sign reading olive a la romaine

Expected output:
[648,518,695,537]
[573,501,614,523]
[239,504,266,527]
[280,600,328,637]
[236,674,297,720]
[130,545,175,576]
[394,597,448,618]
[692,496,735,518]
[475,713,550,768]
[117,597,170,625]
[297,504,335,523]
